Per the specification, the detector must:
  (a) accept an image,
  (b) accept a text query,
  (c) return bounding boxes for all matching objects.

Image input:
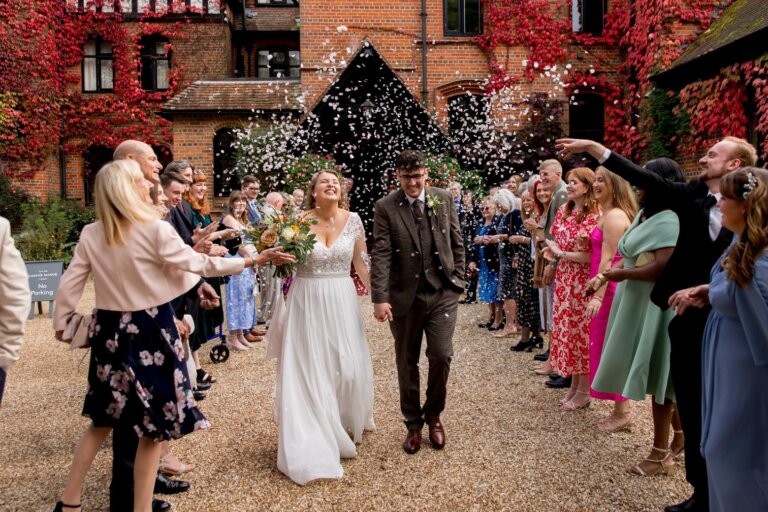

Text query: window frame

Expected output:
[572,0,608,36]
[443,0,482,37]
[82,37,114,94]
[255,46,301,80]
[139,35,171,92]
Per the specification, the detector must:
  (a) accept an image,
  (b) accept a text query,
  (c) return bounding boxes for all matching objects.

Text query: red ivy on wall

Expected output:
[0,0,217,177]
[476,0,748,162]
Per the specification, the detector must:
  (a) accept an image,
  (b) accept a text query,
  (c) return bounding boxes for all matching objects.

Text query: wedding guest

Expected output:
[506,175,522,196]
[113,140,162,186]
[459,191,480,304]
[256,192,286,324]
[558,136,757,512]
[291,189,305,212]
[52,160,292,512]
[490,189,522,337]
[525,160,569,383]
[508,190,543,352]
[448,181,462,215]
[241,175,263,224]
[469,199,502,329]
[592,158,685,476]
[670,168,768,511]
[531,180,552,354]
[0,215,30,406]
[545,167,599,409]
[221,191,257,351]
[584,167,637,431]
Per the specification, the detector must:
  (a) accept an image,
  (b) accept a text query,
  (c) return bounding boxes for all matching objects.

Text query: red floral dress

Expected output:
[550,206,599,377]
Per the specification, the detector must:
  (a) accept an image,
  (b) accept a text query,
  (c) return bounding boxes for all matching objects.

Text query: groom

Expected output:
[371,149,465,454]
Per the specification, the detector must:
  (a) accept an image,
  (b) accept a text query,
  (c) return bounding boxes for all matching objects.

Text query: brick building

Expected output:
[5,0,759,215]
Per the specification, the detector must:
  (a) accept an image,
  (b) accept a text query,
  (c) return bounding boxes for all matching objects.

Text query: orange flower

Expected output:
[260,229,278,247]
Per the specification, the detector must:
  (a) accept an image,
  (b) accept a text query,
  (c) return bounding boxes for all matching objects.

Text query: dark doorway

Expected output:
[83,145,113,203]
[293,43,448,235]
[214,128,239,198]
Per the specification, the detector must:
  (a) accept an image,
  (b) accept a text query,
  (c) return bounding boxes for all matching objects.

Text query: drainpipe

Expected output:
[241,0,247,31]
[420,0,428,109]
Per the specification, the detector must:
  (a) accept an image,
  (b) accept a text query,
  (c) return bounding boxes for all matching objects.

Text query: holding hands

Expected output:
[373,303,393,323]
[668,285,710,315]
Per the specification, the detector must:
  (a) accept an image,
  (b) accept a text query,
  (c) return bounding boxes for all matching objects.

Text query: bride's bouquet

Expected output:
[245,211,317,278]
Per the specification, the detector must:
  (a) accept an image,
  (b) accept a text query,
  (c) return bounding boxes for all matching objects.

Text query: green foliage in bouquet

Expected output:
[245,210,318,279]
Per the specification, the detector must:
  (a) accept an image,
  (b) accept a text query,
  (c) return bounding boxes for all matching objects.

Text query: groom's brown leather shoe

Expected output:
[427,419,446,449]
[403,429,421,454]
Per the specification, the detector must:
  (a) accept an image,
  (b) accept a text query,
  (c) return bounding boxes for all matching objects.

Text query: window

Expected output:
[213,128,239,198]
[573,0,607,35]
[140,36,171,91]
[82,39,114,93]
[256,48,300,79]
[569,93,605,143]
[444,0,481,36]
[448,93,490,142]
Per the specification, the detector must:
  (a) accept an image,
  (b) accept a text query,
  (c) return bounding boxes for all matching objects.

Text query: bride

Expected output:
[265,169,375,485]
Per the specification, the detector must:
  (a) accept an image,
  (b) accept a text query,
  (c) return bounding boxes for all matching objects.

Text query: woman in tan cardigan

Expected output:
[52,160,292,512]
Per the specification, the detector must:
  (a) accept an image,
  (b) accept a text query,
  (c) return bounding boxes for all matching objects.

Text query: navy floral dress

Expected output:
[83,303,209,440]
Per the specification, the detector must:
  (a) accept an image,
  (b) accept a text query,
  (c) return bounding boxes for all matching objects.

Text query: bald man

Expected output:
[113,140,163,185]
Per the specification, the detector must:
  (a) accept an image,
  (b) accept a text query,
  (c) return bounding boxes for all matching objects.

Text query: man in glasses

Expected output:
[371,149,465,455]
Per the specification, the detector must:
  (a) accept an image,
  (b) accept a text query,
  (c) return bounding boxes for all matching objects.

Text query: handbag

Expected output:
[61,312,92,349]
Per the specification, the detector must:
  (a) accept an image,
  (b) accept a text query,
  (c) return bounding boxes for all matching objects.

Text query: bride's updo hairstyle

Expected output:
[720,167,768,288]
[303,169,349,210]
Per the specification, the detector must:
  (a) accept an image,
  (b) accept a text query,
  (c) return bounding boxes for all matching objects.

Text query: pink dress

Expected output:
[588,226,626,401]
[550,207,599,377]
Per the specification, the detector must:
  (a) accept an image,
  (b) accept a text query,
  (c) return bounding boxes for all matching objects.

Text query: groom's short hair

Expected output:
[395,150,426,172]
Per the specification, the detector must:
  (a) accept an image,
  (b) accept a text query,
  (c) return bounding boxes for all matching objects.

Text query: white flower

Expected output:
[153,351,165,366]
[280,227,296,241]
[139,351,153,366]
[105,338,118,353]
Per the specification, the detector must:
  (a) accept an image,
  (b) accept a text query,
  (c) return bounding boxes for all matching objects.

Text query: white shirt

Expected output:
[599,149,724,240]
[405,189,426,214]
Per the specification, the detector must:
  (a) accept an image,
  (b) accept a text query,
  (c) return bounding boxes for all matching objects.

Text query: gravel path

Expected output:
[0,282,691,511]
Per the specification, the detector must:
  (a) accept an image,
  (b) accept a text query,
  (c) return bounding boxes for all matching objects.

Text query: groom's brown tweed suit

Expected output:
[371,186,465,429]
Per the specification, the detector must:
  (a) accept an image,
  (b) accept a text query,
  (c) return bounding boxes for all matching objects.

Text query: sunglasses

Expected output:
[480,206,492,211]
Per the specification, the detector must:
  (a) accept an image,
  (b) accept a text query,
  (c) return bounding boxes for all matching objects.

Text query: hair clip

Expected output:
[743,171,757,199]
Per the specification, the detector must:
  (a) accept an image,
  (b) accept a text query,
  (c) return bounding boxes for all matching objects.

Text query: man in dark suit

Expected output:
[556,136,758,512]
[371,150,465,454]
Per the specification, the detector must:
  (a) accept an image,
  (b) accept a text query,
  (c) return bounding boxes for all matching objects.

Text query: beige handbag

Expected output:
[61,312,92,349]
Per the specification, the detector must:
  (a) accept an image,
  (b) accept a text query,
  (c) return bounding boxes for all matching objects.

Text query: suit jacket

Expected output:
[168,200,196,247]
[603,152,733,309]
[540,180,569,240]
[0,217,30,370]
[53,220,244,330]
[371,187,466,315]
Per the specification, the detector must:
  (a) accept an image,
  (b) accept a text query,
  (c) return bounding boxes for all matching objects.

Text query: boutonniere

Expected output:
[425,193,443,218]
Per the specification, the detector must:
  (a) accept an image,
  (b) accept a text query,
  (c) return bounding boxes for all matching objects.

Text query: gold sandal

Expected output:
[627,447,675,476]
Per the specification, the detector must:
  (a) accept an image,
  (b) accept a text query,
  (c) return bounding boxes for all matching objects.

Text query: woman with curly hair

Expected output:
[671,168,768,511]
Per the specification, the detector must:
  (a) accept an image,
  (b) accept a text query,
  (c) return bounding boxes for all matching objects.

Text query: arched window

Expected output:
[257,47,300,79]
[448,93,490,143]
[140,35,171,91]
[213,128,239,198]
[569,93,605,143]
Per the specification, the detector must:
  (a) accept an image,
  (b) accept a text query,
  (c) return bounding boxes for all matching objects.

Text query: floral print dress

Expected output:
[549,206,599,377]
[83,303,209,440]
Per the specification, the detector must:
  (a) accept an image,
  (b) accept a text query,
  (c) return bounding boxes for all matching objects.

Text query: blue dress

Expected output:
[701,249,768,511]
[477,224,500,304]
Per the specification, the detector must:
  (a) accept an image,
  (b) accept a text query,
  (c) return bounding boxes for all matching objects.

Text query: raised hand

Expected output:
[192,222,220,244]
[554,138,607,160]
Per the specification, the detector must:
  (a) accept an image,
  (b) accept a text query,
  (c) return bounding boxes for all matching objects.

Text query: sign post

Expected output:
[26,260,64,320]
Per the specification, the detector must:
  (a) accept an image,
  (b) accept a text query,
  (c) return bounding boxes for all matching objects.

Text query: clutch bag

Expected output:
[62,312,92,349]
[635,251,656,268]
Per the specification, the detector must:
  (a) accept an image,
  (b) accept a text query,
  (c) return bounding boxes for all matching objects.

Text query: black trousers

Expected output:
[668,307,710,507]
[110,425,139,511]
[0,367,6,405]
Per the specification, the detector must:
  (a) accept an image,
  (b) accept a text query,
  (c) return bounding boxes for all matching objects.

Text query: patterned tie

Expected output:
[411,199,424,222]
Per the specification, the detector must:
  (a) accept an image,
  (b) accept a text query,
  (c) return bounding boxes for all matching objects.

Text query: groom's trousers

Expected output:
[390,286,458,430]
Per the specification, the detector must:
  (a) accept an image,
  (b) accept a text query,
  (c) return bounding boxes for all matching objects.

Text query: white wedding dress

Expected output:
[265,212,375,485]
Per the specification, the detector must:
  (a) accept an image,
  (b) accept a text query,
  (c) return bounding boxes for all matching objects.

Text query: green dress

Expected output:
[592,209,680,404]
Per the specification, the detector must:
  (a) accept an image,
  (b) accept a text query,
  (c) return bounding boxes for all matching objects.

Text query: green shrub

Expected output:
[14,198,95,264]
[0,173,30,229]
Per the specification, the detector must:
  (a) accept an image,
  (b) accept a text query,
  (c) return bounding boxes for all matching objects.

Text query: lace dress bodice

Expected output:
[296,213,365,277]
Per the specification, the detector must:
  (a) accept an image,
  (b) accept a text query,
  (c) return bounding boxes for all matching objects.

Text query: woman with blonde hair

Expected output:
[544,167,599,410]
[52,160,292,512]
[671,168,768,510]
[490,188,522,335]
[585,167,637,431]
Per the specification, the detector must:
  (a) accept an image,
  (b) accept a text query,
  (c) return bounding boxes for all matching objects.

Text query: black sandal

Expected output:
[197,368,217,384]
[54,502,81,512]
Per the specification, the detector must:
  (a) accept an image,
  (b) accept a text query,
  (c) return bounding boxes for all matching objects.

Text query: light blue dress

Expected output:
[701,248,768,511]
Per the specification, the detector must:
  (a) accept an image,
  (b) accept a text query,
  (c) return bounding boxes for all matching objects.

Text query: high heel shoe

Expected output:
[530,335,544,350]
[597,413,633,433]
[532,364,552,375]
[477,322,492,329]
[671,429,685,458]
[54,502,81,512]
[561,390,591,411]
[511,338,535,351]
[627,447,675,476]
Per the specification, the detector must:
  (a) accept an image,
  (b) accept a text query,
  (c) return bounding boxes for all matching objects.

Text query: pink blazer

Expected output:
[53,219,244,330]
